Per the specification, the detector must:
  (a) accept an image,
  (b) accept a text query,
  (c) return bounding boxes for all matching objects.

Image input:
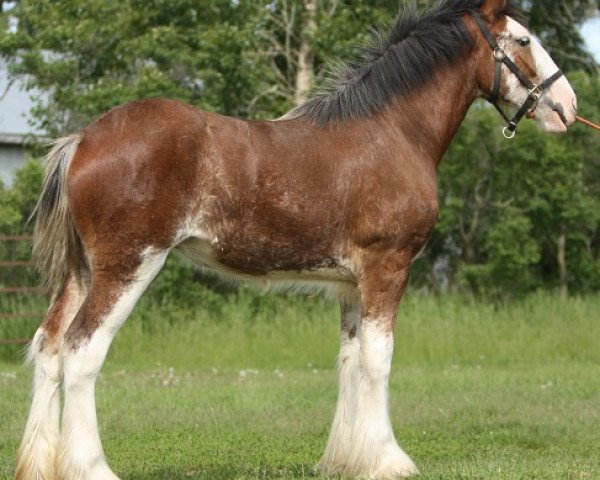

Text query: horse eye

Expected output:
[517,37,531,47]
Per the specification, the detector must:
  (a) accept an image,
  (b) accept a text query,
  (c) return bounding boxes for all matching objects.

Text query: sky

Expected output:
[582,16,600,62]
[0,12,599,137]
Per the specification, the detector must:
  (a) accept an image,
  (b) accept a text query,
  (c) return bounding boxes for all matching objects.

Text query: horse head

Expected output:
[474,0,577,136]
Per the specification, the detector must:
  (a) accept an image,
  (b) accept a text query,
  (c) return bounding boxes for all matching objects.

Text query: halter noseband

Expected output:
[471,11,564,139]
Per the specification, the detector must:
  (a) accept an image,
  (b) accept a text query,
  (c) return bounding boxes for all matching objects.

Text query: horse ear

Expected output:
[480,0,507,20]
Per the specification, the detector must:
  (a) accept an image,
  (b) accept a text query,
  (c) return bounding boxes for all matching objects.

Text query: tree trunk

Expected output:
[295,0,317,106]
[557,233,568,299]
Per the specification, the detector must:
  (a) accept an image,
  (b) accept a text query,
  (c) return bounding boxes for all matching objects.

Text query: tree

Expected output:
[0,159,43,288]
[0,1,9,33]
[295,0,317,105]
[1,0,598,297]
[0,0,289,134]
[254,0,394,107]
[415,70,600,297]
[0,0,397,134]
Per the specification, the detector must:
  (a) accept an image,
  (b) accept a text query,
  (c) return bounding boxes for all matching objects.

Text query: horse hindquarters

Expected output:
[18,127,173,479]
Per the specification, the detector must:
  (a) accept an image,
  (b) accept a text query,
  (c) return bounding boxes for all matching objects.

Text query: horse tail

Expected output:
[32,134,87,300]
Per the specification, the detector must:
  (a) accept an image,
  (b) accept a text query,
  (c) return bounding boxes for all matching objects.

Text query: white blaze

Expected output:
[501,17,577,133]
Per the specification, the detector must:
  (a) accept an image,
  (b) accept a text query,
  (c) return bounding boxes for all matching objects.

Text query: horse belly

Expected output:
[177,235,356,293]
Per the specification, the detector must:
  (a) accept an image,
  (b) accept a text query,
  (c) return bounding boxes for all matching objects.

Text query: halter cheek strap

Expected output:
[471,11,564,138]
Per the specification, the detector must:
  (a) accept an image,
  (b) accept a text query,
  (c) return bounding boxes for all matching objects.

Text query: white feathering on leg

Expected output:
[316,325,360,473]
[15,331,61,480]
[344,321,418,479]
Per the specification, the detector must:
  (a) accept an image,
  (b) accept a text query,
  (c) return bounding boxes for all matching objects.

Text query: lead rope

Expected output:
[576,115,600,133]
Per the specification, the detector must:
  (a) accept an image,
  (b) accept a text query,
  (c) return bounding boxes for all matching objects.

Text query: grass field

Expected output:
[1,293,599,479]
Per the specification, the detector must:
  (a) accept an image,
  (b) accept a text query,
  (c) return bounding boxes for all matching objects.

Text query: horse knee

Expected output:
[359,321,394,382]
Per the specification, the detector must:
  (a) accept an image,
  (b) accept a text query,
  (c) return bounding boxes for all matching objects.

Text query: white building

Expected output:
[0,59,45,187]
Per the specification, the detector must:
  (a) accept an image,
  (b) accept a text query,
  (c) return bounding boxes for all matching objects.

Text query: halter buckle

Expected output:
[528,84,542,100]
[493,48,506,61]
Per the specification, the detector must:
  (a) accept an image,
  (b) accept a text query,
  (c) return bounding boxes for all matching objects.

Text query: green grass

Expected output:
[1,293,599,479]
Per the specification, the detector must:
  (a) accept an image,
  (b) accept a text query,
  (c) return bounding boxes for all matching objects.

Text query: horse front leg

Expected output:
[344,250,418,479]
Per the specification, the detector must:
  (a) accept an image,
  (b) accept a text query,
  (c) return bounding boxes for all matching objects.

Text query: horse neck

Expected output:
[377,50,482,167]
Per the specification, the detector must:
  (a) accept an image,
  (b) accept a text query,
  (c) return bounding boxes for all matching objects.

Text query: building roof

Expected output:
[0,132,28,145]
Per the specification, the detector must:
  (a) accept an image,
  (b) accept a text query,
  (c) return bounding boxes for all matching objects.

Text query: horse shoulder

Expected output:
[348,153,439,255]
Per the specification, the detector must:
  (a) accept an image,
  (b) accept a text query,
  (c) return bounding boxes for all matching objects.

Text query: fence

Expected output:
[0,235,46,345]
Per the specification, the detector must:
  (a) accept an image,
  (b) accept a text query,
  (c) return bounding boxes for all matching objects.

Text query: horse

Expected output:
[16,0,577,478]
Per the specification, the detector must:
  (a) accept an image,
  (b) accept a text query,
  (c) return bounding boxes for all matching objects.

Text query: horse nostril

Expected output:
[544,98,569,125]
[572,98,578,113]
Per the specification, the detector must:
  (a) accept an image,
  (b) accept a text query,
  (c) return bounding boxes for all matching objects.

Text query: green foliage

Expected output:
[143,253,239,313]
[0,159,42,235]
[312,1,395,70]
[415,70,600,297]
[9,158,43,225]
[521,0,599,73]
[0,1,598,299]
[0,183,21,233]
[0,160,42,289]
[459,209,540,296]
[0,158,42,236]
[0,0,289,133]
[0,0,405,135]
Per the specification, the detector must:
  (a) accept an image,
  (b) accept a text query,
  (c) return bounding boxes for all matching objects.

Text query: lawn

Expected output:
[1,293,599,479]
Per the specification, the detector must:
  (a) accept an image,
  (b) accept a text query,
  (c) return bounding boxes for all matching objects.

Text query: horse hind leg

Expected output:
[15,276,88,480]
[316,299,361,475]
[57,247,167,480]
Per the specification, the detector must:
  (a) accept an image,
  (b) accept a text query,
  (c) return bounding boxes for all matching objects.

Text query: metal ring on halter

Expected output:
[502,126,516,139]
[493,48,506,60]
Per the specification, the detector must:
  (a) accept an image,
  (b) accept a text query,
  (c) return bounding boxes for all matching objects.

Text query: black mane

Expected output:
[289,0,524,125]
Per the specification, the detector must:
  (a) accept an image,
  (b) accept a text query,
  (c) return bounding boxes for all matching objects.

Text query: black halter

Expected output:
[471,11,564,138]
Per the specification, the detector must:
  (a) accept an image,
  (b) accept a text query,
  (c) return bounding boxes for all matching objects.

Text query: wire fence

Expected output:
[0,235,46,346]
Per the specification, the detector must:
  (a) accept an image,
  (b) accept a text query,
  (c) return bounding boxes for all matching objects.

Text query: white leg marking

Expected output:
[345,321,418,479]
[317,304,360,474]
[16,282,86,480]
[15,330,61,480]
[58,249,167,480]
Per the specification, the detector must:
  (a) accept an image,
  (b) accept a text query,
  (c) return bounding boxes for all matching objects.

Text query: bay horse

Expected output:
[16,0,577,479]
